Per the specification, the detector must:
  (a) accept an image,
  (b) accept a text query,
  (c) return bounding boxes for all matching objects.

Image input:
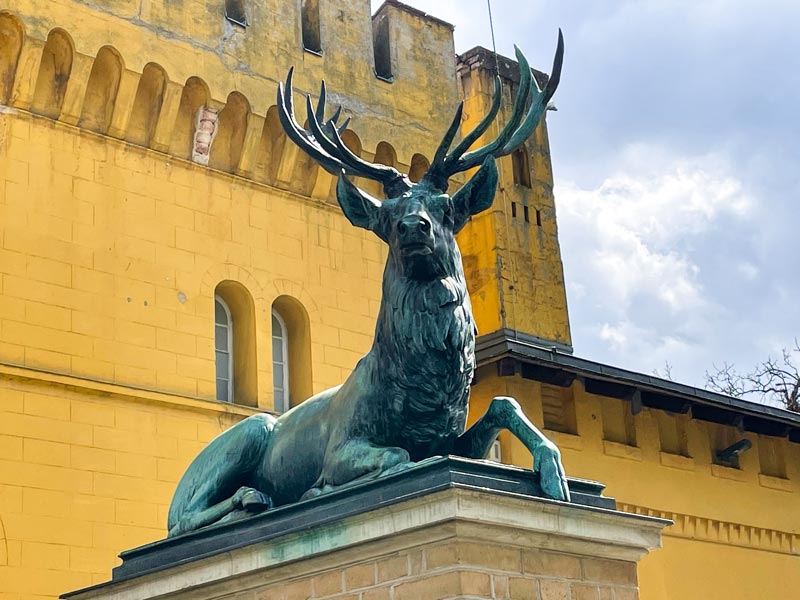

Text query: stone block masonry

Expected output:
[62,476,667,600]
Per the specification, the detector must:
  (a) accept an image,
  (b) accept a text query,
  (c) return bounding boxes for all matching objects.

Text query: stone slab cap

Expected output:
[61,457,670,600]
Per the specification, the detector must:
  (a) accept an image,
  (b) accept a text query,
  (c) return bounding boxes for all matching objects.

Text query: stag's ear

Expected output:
[336,171,387,241]
[452,156,499,233]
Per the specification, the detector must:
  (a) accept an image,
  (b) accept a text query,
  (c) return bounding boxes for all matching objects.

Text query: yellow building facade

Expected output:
[0,1,797,599]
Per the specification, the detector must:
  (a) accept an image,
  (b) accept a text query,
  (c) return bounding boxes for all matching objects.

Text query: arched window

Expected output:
[214,281,258,406]
[271,296,312,411]
[214,296,234,402]
[272,309,289,412]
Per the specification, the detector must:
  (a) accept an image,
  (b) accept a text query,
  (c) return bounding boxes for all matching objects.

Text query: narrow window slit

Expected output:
[372,14,392,80]
[225,0,247,27]
[302,0,322,54]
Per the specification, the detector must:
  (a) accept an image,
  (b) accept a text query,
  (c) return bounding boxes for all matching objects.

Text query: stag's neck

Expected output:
[372,265,474,367]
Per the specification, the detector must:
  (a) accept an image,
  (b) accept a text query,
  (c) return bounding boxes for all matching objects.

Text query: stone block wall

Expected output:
[158,540,640,600]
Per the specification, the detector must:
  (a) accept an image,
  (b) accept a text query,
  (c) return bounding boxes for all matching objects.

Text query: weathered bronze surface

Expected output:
[168,35,568,538]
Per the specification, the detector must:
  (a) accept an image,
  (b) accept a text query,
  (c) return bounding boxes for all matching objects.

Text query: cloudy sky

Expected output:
[372,0,800,392]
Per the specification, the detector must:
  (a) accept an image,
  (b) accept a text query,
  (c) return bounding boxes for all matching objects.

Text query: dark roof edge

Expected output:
[476,329,800,435]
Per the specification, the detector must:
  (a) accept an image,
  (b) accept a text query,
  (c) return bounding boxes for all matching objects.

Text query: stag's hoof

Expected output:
[300,485,334,501]
[532,443,571,502]
[233,486,272,512]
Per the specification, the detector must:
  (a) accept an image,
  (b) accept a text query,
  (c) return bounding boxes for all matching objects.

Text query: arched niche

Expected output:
[214,280,258,407]
[126,62,167,147]
[254,105,287,185]
[79,46,123,134]
[0,13,24,104]
[339,130,365,192]
[361,141,398,198]
[31,28,73,119]
[340,129,362,157]
[209,91,250,173]
[374,141,397,168]
[287,117,319,197]
[408,153,429,183]
[170,76,210,160]
[272,295,312,410]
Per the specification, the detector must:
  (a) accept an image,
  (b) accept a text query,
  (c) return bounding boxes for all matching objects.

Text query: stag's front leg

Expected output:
[454,396,570,502]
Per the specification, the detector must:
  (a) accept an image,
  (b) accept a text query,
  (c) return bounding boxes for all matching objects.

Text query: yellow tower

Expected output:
[457,48,572,350]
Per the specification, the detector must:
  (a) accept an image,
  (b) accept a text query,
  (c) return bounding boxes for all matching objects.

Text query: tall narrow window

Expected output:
[511,147,532,188]
[301,0,322,54]
[372,13,392,80]
[215,296,234,402]
[272,310,289,412]
[215,281,258,406]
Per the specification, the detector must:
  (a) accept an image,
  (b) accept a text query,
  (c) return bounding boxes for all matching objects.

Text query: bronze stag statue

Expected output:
[168,34,569,537]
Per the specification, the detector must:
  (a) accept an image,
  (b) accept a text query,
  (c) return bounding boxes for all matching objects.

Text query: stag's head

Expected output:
[278,34,563,282]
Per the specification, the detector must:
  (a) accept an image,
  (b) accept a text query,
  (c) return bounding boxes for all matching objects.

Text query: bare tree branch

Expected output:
[653,361,674,381]
[705,343,800,413]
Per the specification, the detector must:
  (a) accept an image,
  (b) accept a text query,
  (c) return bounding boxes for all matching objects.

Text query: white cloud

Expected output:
[556,148,756,382]
[558,149,751,312]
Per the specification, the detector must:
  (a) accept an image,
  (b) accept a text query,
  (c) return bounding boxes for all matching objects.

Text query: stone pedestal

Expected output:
[62,458,669,600]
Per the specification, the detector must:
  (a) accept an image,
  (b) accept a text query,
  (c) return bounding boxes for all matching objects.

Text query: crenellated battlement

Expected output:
[0,2,461,199]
